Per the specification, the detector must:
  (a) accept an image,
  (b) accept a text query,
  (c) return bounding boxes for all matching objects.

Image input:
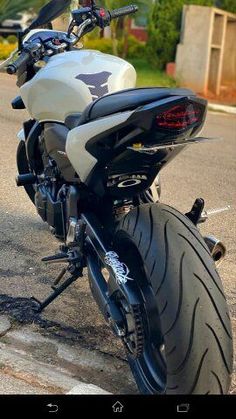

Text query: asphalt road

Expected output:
[0,72,235,392]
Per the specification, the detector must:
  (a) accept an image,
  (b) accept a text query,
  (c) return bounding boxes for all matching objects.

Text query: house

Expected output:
[128,19,148,42]
[112,401,124,413]
[128,6,148,42]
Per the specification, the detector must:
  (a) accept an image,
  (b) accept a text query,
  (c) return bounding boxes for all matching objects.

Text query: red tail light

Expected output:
[156,102,203,130]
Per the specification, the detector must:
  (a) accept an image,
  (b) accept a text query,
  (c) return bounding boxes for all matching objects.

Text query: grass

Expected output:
[129,58,177,88]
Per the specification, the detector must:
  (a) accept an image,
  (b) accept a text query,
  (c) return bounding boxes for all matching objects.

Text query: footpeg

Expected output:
[185,198,205,225]
[200,205,230,222]
[37,244,84,312]
[186,199,230,225]
[42,253,69,264]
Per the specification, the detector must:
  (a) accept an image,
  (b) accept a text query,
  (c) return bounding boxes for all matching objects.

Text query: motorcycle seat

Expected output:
[65,87,195,130]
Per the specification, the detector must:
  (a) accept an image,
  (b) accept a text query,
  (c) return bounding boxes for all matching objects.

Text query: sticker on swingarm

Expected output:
[104,251,134,285]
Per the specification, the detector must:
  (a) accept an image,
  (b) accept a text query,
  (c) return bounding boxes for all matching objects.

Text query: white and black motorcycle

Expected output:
[1,0,233,394]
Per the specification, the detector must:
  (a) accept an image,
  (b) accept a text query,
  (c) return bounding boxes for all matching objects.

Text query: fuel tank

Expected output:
[20,49,136,123]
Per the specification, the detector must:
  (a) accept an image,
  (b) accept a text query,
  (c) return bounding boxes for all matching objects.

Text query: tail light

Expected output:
[156,102,203,130]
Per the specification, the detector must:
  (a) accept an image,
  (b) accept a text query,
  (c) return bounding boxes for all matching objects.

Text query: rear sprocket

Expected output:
[119,298,144,359]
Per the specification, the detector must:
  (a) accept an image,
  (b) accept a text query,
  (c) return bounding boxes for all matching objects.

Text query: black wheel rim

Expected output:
[112,235,167,394]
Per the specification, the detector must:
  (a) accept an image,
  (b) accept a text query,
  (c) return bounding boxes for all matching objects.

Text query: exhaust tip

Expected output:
[204,235,226,266]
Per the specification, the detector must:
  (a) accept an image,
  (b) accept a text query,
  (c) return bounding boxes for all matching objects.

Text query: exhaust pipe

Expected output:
[204,235,226,266]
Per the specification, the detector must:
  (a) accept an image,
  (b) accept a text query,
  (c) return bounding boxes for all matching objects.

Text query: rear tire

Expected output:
[114,203,233,394]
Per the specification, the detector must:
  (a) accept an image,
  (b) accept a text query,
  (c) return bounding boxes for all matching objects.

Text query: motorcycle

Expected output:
[1,0,233,394]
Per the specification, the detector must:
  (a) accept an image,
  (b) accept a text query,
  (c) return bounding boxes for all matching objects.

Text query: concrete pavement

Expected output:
[0,372,52,394]
[0,73,235,394]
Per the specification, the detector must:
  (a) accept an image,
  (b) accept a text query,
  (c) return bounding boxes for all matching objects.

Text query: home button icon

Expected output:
[112,401,124,413]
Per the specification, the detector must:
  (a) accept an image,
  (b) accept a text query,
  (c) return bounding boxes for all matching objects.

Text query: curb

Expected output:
[0,342,109,394]
[0,325,136,394]
[208,103,236,115]
[67,384,110,395]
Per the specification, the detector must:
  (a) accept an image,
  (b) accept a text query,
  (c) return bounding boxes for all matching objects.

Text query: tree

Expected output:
[0,0,34,23]
[217,0,236,13]
[0,0,52,24]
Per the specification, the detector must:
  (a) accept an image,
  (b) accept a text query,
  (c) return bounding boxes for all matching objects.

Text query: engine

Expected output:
[34,122,79,240]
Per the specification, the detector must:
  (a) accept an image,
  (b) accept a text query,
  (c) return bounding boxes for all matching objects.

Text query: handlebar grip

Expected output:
[7,51,31,75]
[110,5,138,20]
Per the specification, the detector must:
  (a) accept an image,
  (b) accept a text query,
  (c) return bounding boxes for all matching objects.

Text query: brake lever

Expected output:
[69,18,94,44]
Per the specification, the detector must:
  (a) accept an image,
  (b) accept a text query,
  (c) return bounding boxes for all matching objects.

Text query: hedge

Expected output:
[84,35,146,60]
[0,43,17,60]
[7,35,18,44]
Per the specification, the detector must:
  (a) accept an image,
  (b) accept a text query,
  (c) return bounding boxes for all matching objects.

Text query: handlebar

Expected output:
[7,50,31,75]
[110,5,139,20]
[6,3,139,75]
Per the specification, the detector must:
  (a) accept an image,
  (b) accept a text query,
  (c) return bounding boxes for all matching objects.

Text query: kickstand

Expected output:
[51,267,67,290]
[31,269,82,313]
[185,198,205,225]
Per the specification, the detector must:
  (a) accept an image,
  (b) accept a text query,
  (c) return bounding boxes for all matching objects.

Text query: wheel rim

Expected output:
[112,236,167,394]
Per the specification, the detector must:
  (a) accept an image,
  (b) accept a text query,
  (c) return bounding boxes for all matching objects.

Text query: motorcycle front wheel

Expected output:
[113,203,233,394]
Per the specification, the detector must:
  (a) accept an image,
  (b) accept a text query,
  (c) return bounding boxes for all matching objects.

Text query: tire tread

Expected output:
[116,203,233,394]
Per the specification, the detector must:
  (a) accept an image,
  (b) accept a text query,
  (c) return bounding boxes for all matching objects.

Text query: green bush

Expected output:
[83,38,113,55]
[0,43,17,60]
[119,36,146,60]
[7,35,18,44]
[84,35,146,60]
[219,0,236,13]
